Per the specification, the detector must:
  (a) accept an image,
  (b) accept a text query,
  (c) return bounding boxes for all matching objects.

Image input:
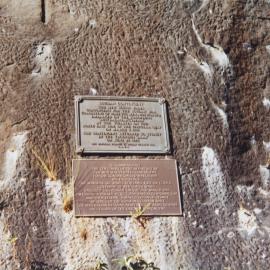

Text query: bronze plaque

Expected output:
[73,159,182,216]
[75,96,170,154]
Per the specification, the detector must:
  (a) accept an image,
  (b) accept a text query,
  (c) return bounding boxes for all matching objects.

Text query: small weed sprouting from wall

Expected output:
[94,260,108,270]
[63,196,73,213]
[130,204,151,229]
[32,149,58,181]
[113,255,160,270]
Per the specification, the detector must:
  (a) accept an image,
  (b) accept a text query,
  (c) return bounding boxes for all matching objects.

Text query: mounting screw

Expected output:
[76,147,84,154]
[76,96,84,103]
[159,98,166,104]
[164,147,170,153]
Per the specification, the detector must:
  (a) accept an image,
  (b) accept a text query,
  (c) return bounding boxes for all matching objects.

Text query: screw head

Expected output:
[76,147,84,154]
[164,147,170,153]
[76,96,83,103]
[159,98,166,104]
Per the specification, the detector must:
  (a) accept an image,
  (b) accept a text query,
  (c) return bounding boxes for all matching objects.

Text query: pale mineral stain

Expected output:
[191,15,230,71]
[201,146,227,207]
[258,187,270,197]
[259,165,270,190]
[0,132,28,190]
[253,208,262,215]
[44,178,112,269]
[32,42,54,77]
[262,97,270,109]
[89,19,97,28]
[0,217,21,269]
[195,0,210,14]
[211,102,228,128]
[263,141,270,152]
[187,54,213,83]
[89,88,98,95]
[227,231,235,238]
[238,206,258,238]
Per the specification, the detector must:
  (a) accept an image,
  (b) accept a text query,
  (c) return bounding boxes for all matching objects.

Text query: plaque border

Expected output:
[73,159,182,217]
[74,96,171,154]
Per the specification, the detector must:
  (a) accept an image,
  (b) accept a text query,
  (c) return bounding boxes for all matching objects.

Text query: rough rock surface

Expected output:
[0,0,270,269]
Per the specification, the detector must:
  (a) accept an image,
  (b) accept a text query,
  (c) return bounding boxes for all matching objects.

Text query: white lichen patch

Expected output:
[195,0,210,14]
[0,132,27,268]
[191,17,230,73]
[89,88,98,95]
[266,45,270,54]
[253,208,262,215]
[45,179,63,217]
[198,61,213,83]
[186,54,213,83]
[208,45,230,70]
[262,97,270,109]
[211,101,228,128]
[0,132,28,191]
[259,165,270,190]
[258,187,270,197]
[108,218,137,260]
[238,206,258,238]
[147,218,182,270]
[89,19,97,28]
[32,42,54,77]
[263,141,270,152]
[227,231,235,238]
[250,135,256,145]
[201,146,227,207]
[235,185,255,200]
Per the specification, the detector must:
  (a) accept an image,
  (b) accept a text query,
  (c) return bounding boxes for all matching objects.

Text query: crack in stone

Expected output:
[41,0,46,23]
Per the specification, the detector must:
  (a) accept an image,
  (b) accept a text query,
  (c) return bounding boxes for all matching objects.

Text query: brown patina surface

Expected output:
[73,159,181,216]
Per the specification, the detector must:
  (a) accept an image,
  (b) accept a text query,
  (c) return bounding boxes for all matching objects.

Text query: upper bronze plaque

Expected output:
[75,96,170,154]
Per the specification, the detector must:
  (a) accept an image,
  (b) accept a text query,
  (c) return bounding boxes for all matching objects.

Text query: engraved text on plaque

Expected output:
[73,159,182,216]
[75,96,170,154]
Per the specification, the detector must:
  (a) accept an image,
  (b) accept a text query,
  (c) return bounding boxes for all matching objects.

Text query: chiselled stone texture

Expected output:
[0,0,270,269]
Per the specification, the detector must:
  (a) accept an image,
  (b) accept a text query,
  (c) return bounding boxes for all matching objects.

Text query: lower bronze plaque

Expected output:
[73,159,182,216]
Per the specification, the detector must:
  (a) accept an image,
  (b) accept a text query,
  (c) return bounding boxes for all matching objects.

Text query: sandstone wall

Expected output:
[0,0,270,269]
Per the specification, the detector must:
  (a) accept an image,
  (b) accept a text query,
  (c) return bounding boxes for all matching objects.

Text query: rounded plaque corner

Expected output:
[75,96,170,153]
[76,146,84,154]
[75,96,84,103]
[158,97,166,104]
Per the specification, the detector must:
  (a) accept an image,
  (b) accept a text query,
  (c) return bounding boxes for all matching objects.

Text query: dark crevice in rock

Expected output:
[0,199,8,212]
[41,0,46,24]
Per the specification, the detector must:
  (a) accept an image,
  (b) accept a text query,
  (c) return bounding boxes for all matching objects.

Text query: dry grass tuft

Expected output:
[32,149,57,181]
[63,196,73,213]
